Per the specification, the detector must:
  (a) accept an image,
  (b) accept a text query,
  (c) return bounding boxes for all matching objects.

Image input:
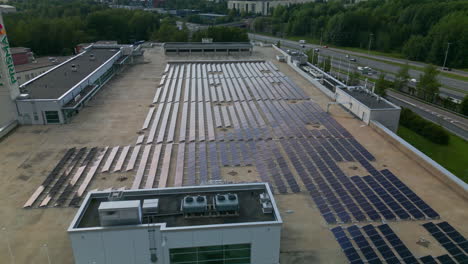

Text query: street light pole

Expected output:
[320,30,323,47]
[367,33,373,56]
[442,42,451,69]
[346,60,351,85]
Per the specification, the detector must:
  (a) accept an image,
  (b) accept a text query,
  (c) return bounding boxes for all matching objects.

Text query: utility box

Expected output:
[214,193,239,212]
[98,200,142,226]
[142,199,159,215]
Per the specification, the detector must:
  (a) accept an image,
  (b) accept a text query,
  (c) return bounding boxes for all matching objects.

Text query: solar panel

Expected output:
[436,254,457,264]
[419,255,438,264]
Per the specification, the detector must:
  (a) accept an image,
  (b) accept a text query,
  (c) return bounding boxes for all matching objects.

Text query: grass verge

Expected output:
[397,125,468,183]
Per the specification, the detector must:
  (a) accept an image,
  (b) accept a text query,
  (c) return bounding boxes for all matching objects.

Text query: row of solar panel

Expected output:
[278,137,439,223]
[182,141,258,185]
[332,224,419,264]
[157,62,309,104]
[422,222,468,263]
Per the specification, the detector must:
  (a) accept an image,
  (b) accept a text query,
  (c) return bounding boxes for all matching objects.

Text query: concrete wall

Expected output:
[16,100,64,125]
[336,88,371,123]
[370,121,468,200]
[70,224,282,264]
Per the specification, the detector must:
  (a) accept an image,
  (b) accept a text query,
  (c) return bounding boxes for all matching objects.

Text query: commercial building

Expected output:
[68,183,282,264]
[16,43,136,125]
[228,0,317,16]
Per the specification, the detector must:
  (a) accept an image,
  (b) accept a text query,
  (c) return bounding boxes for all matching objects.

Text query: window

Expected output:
[44,111,60,124]
[170,243,251,264]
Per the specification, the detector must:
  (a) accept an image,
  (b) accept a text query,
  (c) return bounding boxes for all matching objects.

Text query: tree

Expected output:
[417,65,440,102]
[394,63,410,92]
[374,73,387,96]
[324,56,331,73]
[348,70,360,86]
[460,96,468,116]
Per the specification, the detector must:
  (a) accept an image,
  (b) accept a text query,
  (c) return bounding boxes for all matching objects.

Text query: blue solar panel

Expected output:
[419,255,438,264]
[436,254,457,264]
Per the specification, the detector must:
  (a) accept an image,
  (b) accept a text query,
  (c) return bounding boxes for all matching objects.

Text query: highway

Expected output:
[249,33,468,100]
[299,61,468,139]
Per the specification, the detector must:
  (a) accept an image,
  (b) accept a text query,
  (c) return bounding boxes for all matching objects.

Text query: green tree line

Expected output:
[5,0,162,55]
[253,0,468,68]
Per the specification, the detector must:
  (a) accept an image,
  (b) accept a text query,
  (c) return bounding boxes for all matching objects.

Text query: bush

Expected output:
[400,108,449,145]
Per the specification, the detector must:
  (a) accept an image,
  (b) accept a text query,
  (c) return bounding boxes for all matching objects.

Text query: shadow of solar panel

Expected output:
[419,255,438,264]
[436,254,457,264]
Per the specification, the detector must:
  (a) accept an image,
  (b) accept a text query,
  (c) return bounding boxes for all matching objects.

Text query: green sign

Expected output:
[0,34,17,86]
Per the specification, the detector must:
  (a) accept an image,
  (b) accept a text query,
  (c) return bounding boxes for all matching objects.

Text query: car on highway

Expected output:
[314,48,320,52]
[299,40,306,44]
[349,58,357,62]
[358,66,373,75]
[323,45,328,48]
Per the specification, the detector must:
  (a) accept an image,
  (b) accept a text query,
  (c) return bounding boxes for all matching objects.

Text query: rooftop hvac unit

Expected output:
[259,192,270,203]
[262,201,273,214]
[98,200,142,226]
[142,199,159,215]
[182,196,207,214]
[214,193,239,212]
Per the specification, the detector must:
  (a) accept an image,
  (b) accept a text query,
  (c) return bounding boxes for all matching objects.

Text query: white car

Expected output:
[410,78,418,83]
[299,40,306,44]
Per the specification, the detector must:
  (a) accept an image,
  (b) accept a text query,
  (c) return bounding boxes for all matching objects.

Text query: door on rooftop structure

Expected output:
[44,111,60,124]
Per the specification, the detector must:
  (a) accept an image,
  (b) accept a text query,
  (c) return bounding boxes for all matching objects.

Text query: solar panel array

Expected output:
[23,60,467,263]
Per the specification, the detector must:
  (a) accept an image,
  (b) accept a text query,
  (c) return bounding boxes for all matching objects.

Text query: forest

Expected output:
[253,0,468,68]
[5,0,163,55]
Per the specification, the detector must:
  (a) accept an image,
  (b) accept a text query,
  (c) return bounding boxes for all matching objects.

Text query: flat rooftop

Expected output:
[344,88,395,109]
[20,48,120,99]
[73,183,279,229]
[14,56,72,73]
[1,46,467,264]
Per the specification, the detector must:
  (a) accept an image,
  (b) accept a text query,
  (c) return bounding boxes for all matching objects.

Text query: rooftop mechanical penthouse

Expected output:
[68,183,282,264]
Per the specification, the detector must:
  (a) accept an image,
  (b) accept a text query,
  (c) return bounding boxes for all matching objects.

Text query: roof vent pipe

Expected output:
[71,64,77,72]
